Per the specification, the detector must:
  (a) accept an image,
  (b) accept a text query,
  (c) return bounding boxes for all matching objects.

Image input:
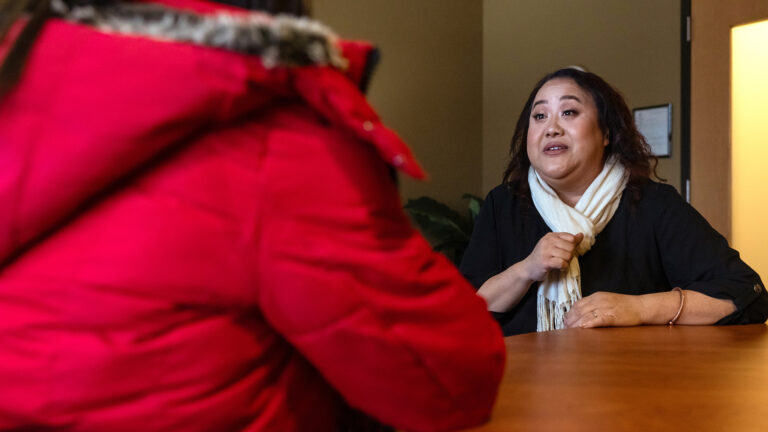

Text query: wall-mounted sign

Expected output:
[633,104,672,157]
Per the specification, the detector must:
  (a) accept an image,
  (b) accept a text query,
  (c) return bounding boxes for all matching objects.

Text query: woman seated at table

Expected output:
[460,67,768,336]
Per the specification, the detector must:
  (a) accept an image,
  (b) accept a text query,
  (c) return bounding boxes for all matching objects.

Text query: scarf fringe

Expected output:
[537,292,574,331]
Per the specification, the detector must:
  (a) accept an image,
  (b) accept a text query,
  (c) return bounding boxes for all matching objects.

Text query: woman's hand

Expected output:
[520,232,584,282]
[477,231,583,313]
[564,292,643,328]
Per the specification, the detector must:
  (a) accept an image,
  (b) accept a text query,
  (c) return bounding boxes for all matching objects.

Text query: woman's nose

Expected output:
[545,121,563,137]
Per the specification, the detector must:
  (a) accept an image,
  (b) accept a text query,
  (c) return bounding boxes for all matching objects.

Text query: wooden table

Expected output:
[462,324,768,431]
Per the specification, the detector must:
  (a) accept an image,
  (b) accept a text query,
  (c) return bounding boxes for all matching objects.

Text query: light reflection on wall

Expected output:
[731,19,768,282]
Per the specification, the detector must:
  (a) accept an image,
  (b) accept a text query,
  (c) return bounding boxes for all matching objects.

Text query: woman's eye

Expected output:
[532,113,545,120]
[563,109,578,116]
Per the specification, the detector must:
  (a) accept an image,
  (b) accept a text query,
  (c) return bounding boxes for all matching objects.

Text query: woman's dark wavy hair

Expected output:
[503,68,660,201]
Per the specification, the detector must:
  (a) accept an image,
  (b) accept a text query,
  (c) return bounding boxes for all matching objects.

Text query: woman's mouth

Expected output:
[544,144,568,153]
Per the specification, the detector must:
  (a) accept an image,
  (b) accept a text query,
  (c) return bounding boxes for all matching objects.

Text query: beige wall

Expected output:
[313,0,483,211]
[483,0,681,194]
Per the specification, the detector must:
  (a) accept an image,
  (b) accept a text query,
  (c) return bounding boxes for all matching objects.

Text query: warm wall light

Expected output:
[732,19,768,282]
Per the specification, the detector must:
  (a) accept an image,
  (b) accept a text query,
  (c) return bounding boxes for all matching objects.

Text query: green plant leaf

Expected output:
[403,197,470,245]
[462,193,484,226]
[404,194,484,266]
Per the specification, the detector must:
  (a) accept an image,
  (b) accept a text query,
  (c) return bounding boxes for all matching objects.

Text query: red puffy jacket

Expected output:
[0,1,505,431]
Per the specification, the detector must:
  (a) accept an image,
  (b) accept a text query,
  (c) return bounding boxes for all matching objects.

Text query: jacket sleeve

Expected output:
[654,184,768,324]
[254,107,506,432]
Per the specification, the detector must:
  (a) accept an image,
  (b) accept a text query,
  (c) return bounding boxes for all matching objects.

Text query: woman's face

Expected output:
[526,78,607,196]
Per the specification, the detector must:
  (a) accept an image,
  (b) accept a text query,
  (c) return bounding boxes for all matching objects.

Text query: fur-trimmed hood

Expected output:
[52,0,346,69]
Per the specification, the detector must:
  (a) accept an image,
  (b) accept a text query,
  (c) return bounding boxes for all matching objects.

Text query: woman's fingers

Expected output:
[565,300,588,326]
[565,293,641,328]
[573,232,584,244]
[565,309,593,328]
[552,232,584,246]
[576,310,611,328]
[566,295,599,327]
[550,232,583,253]
[525,232,586,280]
[543,234,583,269]
[565,306,610,328]
[544,256,569,271]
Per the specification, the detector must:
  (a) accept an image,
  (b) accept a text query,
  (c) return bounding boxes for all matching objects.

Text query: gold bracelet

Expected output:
[668,287,685,325]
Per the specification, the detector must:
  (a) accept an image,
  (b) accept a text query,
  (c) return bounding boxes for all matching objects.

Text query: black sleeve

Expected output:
[460,189,503,290]
[654,184,768,324]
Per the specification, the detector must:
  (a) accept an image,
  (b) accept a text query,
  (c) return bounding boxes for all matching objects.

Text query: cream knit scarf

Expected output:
[528,156,628,331]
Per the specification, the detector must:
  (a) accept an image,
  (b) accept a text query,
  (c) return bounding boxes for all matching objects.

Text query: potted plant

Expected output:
[403,194,483,266]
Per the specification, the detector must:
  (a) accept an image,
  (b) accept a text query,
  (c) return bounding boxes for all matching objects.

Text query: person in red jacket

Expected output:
[0,1,505,431]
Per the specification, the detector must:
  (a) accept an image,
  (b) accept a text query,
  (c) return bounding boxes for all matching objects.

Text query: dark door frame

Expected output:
[680,0,691,202]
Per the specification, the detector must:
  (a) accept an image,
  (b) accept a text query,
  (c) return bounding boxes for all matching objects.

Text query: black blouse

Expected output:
[460,180,768,336]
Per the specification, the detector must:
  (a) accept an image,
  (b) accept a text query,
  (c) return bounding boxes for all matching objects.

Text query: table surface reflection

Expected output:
[462,324,768,431]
